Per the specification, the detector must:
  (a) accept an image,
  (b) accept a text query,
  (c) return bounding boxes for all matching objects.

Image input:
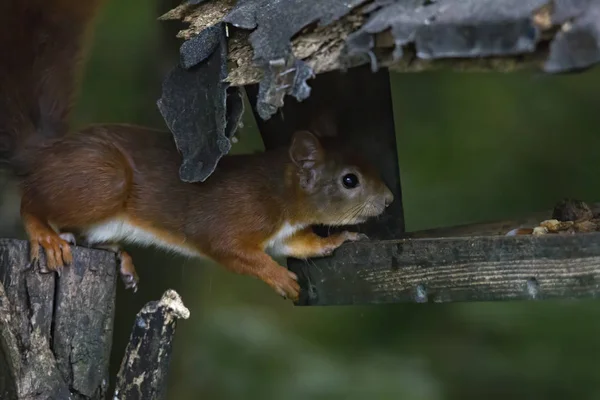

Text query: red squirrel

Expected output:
[1,0,394,301]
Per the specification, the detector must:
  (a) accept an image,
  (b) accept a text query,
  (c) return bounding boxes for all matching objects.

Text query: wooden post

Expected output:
[0,239,117,399]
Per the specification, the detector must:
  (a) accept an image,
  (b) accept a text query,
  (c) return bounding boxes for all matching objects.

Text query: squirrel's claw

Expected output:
[28,233,73,276]
[266,268,299,301]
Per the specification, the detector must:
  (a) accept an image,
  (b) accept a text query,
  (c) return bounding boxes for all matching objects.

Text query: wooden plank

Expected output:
[290,233,600,306]
[248,64,405,239]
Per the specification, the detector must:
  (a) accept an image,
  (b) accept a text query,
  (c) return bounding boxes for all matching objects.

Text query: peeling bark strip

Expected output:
[157,22,245,183]
[289,232,600,306]
[0,239,117,400]
[114,290,190,400]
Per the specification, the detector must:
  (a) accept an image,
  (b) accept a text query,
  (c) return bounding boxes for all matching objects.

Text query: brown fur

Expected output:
[0,0,106,163]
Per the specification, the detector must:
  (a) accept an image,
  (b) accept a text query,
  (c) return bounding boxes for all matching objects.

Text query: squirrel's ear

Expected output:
[289,130,324,169]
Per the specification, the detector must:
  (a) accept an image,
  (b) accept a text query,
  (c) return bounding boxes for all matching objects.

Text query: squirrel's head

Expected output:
[288,130,394,226]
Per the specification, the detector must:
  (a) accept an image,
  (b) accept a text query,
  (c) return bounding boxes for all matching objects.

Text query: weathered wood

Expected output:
[161,0,571,87]
[249,64,405,239]
[114,290,189,400]
[0,282,19,400]
[0,239,117,399]
[290,233,600,306]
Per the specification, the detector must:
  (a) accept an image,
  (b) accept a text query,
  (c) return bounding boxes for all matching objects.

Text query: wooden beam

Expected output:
[248,64,405,239]
[290,233,600,306]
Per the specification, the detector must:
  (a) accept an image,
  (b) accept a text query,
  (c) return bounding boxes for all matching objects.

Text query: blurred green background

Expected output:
[4,0,600,399]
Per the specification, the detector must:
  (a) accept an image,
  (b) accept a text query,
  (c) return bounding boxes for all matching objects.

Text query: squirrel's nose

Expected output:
[384,188,394,207]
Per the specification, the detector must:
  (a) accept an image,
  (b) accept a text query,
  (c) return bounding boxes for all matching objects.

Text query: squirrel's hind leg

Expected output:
[116,249,138,292]
[79,239,138,292]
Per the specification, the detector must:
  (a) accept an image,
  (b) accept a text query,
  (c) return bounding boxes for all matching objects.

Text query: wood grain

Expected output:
[289,233,600,306]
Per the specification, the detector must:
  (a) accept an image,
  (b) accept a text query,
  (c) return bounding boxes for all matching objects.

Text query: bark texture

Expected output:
[0,239,117,400]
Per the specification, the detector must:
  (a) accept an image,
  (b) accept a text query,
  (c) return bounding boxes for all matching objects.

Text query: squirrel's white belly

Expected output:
[82,218,200,257]
[265,221,306,257]
[76,218,305,258]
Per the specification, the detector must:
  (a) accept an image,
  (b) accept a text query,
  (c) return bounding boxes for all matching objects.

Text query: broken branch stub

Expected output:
[114,289,190,400]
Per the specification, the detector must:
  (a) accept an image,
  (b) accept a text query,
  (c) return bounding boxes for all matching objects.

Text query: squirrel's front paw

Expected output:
[321,231,369,256]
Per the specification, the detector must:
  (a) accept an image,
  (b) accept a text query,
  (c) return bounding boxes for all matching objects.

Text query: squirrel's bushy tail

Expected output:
[0,0,106,167]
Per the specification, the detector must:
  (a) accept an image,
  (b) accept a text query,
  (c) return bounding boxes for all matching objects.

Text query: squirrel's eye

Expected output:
[342,173,359,189]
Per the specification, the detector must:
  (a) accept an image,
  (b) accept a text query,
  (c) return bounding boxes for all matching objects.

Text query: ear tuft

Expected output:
[289,130,324,169]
